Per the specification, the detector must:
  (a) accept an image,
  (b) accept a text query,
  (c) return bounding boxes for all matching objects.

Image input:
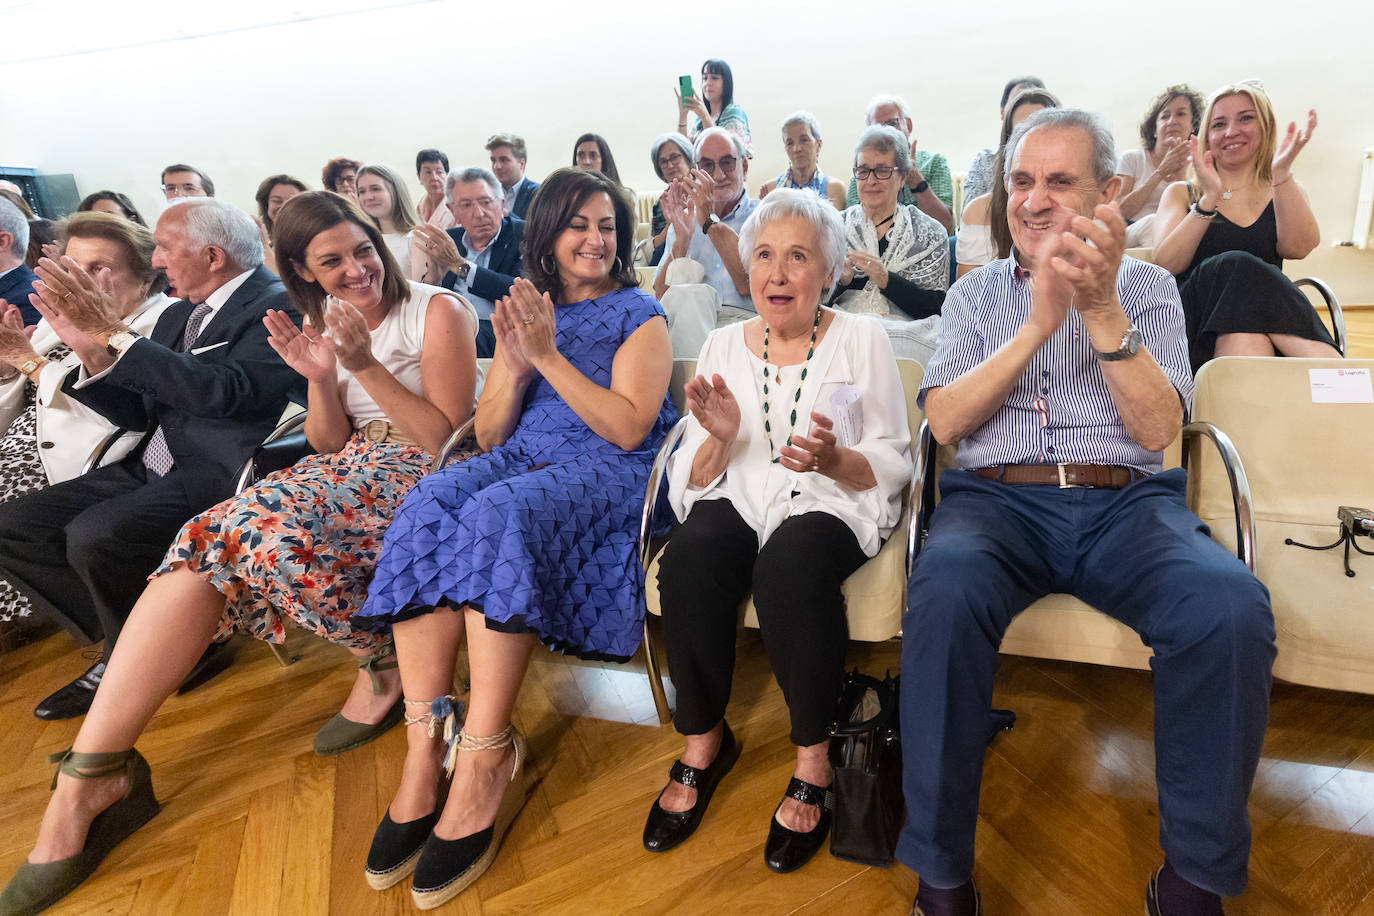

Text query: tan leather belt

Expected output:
[974,463,1145,489]
[358,419,418,447]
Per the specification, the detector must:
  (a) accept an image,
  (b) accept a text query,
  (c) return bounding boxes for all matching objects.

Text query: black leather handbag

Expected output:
[828,669,903,867]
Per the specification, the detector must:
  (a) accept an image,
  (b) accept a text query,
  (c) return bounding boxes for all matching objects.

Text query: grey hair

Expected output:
[693,126,748,162]
[1004,108,1118,186]
[780,110,822,142]
[853,125,913,175]
[864,94,911,127]
[446,167,502,201]
[737,188,847,290]
[649,133,694,182]
[168,198,263,269]
[0,198,28,260]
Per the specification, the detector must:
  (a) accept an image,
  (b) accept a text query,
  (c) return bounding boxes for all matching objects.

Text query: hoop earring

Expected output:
[540,254,555,274]
[612,256,623,274]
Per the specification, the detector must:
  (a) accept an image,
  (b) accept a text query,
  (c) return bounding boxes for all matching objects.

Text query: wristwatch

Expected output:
[911,179,930,194]
[106,330,141,358]
[457,260,473,282]
[701,213,722,235]
[1096,325,1143,362]
[18,355,48,379]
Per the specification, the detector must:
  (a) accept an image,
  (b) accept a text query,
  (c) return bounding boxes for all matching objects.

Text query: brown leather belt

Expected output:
[358,419,418,447]
[974,463,1145,489]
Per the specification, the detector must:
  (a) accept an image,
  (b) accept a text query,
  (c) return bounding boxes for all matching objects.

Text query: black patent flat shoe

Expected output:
[763,776,832,874]
[642,722,740,853]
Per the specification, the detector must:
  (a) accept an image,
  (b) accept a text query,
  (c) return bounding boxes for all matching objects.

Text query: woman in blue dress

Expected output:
[353,167,676,909]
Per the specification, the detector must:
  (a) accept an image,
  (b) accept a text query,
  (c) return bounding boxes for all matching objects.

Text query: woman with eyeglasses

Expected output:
[676,58,752,157]
[828,126,948,366]
[649,134,695,266]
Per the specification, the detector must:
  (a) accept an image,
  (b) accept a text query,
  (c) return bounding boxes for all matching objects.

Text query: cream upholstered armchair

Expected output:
[1189,357,1374,693]
[637,358,925,724]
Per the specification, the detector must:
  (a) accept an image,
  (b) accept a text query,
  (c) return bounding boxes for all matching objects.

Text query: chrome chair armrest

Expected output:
[906,420,939,579]
[429,416,478,473]
[1181,421,1256,571]
[234,411,310,494]
[1294,277,1345,357]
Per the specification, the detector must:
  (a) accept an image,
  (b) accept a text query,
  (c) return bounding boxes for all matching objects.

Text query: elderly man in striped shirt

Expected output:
[898,109,1274,916]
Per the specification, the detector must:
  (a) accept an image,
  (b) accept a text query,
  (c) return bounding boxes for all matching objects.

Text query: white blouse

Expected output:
[955,222,996,267]
[667,310,912,558]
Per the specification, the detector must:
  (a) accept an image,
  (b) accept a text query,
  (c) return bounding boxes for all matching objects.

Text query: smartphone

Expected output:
[678,74,694,102]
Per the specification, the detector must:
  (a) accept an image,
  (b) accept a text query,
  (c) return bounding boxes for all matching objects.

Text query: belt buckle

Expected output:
[363,420,389,442]
[1056,463,1083,489]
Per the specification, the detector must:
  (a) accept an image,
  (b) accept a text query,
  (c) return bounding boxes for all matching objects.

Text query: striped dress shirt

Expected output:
[919,254,1193,474]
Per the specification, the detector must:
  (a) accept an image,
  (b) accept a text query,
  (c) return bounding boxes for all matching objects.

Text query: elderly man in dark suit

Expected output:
[413,166,524,358]
[0,198,305,719]
[0,198,39,325]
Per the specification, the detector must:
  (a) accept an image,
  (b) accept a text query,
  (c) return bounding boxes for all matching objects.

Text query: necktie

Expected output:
[142,303,213,477]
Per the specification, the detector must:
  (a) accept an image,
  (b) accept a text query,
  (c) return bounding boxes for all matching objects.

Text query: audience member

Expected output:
[356,164,419,279]
[899,108,1274,916]
[677,58,752,156]
[1153,82,1338,369]
[958,87,1061,276]
[572,132,625,186]
[253,174,308,275]
[0,191,480,915]
[1117,85,1203,247]
[26,219,55,270]
[160,163,214,199]
[414,167,524,358]
[758,111,846,210]
[414,149,454,229]
[653,128,757,356]
[350,167,674,908]
[648,133,694,265]
[0,188,35,218]
[78,191,148,226]
[962,75,1045,207]
[645,189,910,873]
[0,198,38,325]
[322,157,362,199]
[844,95,954,233]
[486,134,539,219]
[0,198,304,721]
[831,126,948,365]
[0,214,173,629]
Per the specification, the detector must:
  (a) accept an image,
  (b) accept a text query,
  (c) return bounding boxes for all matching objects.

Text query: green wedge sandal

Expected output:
[313,642,405,756]
[0,747,160,916]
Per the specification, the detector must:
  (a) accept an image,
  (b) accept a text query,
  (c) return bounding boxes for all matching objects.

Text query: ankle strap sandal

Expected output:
[47,747,140,791]
[358,642,399,696]
[404,695,467,775]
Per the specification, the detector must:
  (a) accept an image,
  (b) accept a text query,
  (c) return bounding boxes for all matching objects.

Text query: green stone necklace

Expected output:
[761,307,822,464]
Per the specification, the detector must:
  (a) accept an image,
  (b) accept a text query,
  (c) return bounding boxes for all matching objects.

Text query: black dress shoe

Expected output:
[176,638,236,695]
[365,808,438,890]
[642,722,740,853]
[34,661,105,720]
[763,776,832,874]
[912,878,981,916]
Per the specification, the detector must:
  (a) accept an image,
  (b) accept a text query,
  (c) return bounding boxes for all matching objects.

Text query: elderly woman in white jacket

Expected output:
[641,189,911,874]
[0,212,171,627]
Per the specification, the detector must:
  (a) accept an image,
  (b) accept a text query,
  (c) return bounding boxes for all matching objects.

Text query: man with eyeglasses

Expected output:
[159,164,214,200]
[414,167,524,358]
[653,127,758,357]
[843,95,953,234]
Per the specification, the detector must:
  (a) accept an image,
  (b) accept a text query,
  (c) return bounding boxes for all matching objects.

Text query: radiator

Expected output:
[1354,147,1374,249]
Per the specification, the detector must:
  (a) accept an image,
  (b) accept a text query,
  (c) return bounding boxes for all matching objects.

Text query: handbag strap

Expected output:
[831,671,898,737]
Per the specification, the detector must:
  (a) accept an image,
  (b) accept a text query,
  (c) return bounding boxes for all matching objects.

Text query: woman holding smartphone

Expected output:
[675,58,752,156]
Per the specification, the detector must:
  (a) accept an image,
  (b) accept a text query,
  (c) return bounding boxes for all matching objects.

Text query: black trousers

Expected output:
[657,499,868,746]
[0,459,199,647]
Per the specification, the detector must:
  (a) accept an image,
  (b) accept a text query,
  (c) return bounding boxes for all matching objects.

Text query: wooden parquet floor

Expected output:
[0,307,1369,915]
[3,622,1374,915]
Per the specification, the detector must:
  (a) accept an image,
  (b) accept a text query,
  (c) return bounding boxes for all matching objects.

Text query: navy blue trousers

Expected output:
[897,468,1274,896]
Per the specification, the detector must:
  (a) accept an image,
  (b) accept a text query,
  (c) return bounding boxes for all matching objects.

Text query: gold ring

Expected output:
[521,316,535,325]
[811,457,820,471]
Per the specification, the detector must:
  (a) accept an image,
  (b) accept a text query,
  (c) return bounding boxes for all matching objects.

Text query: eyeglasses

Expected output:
[161,183,203,196]
[853,166,896,181]
[696,156,738,176]
[657,152,685,169]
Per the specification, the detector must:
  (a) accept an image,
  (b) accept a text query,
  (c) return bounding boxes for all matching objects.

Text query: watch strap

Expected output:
[912,180,930,194]
[106,331,141,358]
[1096,325,1142,361]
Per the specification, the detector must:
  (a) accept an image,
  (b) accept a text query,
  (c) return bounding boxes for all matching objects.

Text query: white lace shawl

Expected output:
[839,204,948,317]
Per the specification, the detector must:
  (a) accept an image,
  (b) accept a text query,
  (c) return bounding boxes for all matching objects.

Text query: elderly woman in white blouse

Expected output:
[642,189,911,875]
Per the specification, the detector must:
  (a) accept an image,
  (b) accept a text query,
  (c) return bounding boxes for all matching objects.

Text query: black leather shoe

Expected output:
[34,661,105,720]
[365,808,438,890]
[642,722,740,853]
[911,878,981,916]
[176,638,236,695]
[763,776,832,874]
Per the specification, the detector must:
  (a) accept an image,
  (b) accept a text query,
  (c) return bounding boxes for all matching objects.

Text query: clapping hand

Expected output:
[492,277,556,376]
[1188,136,1225,209]
[413,224,464,275]
[30,256,125,345]
[0,300,38,370]
[263,308,335,383]
[845,251,888,288]
[1273,109,1317,182]
[684,372,740,445]
[322,297,378,373]
[1048,202,1126,319]
[778,412,839,475]
[684,168,715,218]
[1156,136,1191,182]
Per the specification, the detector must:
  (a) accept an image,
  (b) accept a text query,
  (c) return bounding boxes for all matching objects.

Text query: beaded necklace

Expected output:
[761,307,822,463]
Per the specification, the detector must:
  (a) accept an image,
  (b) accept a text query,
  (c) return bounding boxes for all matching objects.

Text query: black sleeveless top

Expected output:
[1181,194,1280,284]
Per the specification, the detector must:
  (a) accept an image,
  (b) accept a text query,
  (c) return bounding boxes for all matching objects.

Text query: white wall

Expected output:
[3,0,1372,300]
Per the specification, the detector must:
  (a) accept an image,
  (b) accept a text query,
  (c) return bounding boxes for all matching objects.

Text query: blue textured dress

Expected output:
[355,286,676,661]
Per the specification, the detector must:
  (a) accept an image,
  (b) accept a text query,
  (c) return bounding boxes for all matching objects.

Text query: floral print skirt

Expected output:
[155,433,459,649]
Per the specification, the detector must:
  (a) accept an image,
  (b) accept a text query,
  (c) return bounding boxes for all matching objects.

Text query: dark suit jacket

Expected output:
[510,177,539,220]
[0,263,39,325]
[441,216,526,304]
[64,265,306,503]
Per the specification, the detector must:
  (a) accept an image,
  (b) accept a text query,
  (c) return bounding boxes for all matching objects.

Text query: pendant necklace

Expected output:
[761,308,822,463]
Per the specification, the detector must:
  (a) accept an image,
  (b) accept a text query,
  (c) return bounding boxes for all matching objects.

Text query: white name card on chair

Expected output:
[1309,367,1373,403]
